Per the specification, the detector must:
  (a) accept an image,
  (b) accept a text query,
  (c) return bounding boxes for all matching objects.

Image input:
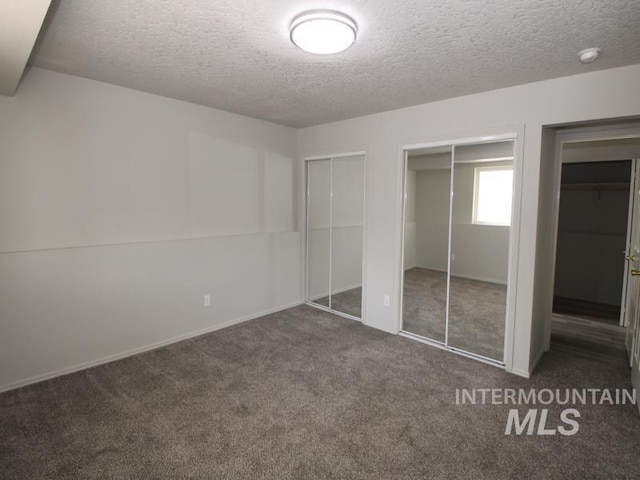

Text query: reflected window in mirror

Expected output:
[473,166,513,226]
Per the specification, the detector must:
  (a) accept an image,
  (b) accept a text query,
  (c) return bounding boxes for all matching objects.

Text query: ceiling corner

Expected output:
[0,0,52,96]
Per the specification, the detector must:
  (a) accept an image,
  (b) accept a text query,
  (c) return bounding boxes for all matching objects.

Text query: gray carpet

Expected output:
[1,305,639,479]
[403,268,506,361]
[402,268,448,342]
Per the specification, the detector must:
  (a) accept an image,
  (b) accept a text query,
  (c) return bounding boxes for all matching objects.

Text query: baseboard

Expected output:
[362,319,398,335]
[0,300,304,393]
[452,272,507,286]
[412,265,507,286]
[553,296,620,321]
[309,282,362,302]
[413,265,448,274]
[510,348,545,378]
[526,348,546,377]
[510,367,530,378]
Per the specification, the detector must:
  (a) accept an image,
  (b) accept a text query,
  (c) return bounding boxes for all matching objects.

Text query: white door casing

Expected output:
[625,158,640,414]
[620,159,637,327]
[626,160,640,360]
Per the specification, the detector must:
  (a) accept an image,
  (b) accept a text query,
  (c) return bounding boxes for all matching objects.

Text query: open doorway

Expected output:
[550,137,640,366]
[553,159,633,325]
[538,123,640,414]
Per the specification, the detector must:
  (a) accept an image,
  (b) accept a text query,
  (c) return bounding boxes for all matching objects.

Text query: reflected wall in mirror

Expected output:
[306,154,365,319]
[401,140,515,363]
[307,159,331,308]
[402,147,452,342]
[448,142,514,361]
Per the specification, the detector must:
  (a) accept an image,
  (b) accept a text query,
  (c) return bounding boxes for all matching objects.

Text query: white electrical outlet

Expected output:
[451,253,456,261]
[204,294,211,307]
[384,295,390,307]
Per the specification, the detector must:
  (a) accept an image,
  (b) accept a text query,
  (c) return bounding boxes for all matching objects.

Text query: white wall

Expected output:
[297,64,640,377]
[563,137,640,163]
[531,127,558,368]
[0,68,301,391]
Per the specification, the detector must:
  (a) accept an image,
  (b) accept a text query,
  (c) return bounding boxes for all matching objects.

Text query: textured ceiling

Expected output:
[30,0,640,128]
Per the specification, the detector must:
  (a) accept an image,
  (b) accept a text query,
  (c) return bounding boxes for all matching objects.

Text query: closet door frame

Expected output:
[304,151,367,322]
[397,132,523,370]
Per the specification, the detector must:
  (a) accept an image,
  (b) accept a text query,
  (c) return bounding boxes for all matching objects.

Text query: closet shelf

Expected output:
[561,182,630,192]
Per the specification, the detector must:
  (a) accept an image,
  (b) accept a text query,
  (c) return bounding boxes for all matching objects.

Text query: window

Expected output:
[473,166,513,226]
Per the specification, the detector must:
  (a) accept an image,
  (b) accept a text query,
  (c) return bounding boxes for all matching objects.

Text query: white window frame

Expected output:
[472,165,513,226]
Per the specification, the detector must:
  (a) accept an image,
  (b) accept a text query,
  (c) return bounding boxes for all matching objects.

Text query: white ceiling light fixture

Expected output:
[578,47,601,64]
[290,10,357,55]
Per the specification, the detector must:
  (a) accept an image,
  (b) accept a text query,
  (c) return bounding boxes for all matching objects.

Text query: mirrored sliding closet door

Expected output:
[402,147,452,343]
[306,154,365,320]
[401,139,516,364]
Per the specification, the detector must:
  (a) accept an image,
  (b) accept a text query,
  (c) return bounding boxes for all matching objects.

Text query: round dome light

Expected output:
[290,10,357,55]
